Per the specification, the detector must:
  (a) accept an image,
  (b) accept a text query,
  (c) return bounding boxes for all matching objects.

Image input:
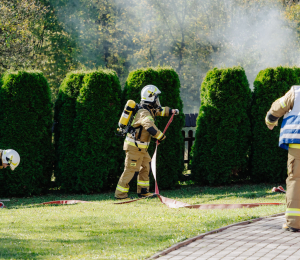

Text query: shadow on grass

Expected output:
[2,191,115,209]
[0,237,50,260]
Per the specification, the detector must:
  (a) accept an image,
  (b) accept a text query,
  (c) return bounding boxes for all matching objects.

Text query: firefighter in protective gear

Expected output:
[265,85,300,232]
[115,85,179,199]
[0,149,20,170]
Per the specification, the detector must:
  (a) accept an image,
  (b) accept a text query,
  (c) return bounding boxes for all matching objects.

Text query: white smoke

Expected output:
[52,0,300,113]
[207,1,299,87]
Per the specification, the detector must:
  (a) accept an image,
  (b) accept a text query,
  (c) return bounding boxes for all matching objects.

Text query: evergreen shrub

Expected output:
[123,67,185,190]
[74,70,123,193]
[250,67,298,182]
[54,71,85,191]
[190,67,252,185]
[0,71,53,196]
[293,67,300,82]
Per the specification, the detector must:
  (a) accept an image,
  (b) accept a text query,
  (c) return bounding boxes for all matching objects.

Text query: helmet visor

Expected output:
[155,96,161,108]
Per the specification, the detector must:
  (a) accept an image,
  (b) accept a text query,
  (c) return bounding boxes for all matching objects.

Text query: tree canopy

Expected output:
[1,0,300,110]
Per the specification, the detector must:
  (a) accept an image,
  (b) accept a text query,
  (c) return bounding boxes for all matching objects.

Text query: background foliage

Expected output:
[73,70,123,193]
[190,67,252,185]
[0,71,53,196]
[123,67,185,190]
[54,71,85,191]
[250,67,299,183]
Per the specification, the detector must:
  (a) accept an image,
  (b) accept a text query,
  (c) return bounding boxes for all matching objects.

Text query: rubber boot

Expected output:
[282,223,300,232]
[137,188,157,198]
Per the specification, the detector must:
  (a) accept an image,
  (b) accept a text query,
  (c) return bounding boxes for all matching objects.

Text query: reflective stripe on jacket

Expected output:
[125,136,150,149]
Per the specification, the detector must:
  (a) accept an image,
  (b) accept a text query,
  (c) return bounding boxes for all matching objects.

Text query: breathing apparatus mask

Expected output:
[141,95,162,111]
[153,94,162,110]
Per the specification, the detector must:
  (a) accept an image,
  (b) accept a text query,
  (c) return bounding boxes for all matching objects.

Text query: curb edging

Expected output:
[147,212,285,259]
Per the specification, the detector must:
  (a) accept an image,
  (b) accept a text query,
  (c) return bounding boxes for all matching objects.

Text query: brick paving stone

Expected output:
[258,248,273,253]
[238,252,257,257]
[218,249,233,253]
[168,256,184,260]
[177,251,192,256]
[286,248,300,253]
[290,249,300,255]
[187,249,209,255]
[225,252,242,257]
[246,252,265,257]
[234,248,247,252]
[270,249,285,254]
[277,245,291,250]
[202,251,220,256]
[273,256,289,259]
[185,242,200,248]
[188,253,210,259]
[264,253,280,258]
[279,251,294,257]
[214,252,230,257]
[167,251,179,256]
[266,244,278,249]
[243,249,257,255]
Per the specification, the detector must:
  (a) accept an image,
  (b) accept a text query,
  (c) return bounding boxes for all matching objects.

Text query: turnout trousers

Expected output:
[286,147,300,229]
[115,145,151,199]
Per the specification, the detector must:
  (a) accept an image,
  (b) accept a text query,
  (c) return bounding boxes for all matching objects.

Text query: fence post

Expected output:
[182,130,186,163]
[188,130,194,168]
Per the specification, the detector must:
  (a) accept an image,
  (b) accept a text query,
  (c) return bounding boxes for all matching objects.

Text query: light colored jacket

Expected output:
[124,106,171,150]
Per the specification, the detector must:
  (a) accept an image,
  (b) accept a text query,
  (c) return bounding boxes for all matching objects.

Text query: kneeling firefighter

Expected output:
[0,149,20,170]
[115,85,179,199]
[265,85,300,232]
[0,149,20,208]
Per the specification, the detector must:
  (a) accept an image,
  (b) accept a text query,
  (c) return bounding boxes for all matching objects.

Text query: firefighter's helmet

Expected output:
[2,149,20,171]
[141,85,161,109]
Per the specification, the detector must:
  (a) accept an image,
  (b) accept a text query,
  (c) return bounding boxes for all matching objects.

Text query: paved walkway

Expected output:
[150,214,300,260]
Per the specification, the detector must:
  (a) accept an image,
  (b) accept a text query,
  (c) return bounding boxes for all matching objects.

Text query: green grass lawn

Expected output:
[0,184,286,260]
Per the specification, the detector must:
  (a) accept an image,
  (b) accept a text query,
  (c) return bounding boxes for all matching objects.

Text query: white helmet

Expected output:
[2,149,20,171]
[141,85,162,108]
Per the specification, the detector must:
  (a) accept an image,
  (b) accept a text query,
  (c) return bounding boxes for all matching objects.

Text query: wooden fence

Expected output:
[182,113,198,165]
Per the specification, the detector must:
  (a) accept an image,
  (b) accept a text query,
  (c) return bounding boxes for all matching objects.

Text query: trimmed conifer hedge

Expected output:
[54,71,86,191]
[190,67,252,185]
[250,67,298,182]
[73,70,123,193]
[0,71,53,196]
[123,67,185,190]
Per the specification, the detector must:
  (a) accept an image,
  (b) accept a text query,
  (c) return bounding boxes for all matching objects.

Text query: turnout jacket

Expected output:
[124,106,171,150]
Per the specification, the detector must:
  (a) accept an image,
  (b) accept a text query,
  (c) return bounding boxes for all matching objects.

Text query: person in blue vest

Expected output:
[265,85,300,232]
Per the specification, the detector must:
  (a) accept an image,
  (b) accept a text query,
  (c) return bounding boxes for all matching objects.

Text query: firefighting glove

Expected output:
[157,133,166,144]
[173,109,179,115]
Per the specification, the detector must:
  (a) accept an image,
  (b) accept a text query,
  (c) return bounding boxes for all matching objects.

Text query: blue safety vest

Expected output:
[279,86,300,150]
